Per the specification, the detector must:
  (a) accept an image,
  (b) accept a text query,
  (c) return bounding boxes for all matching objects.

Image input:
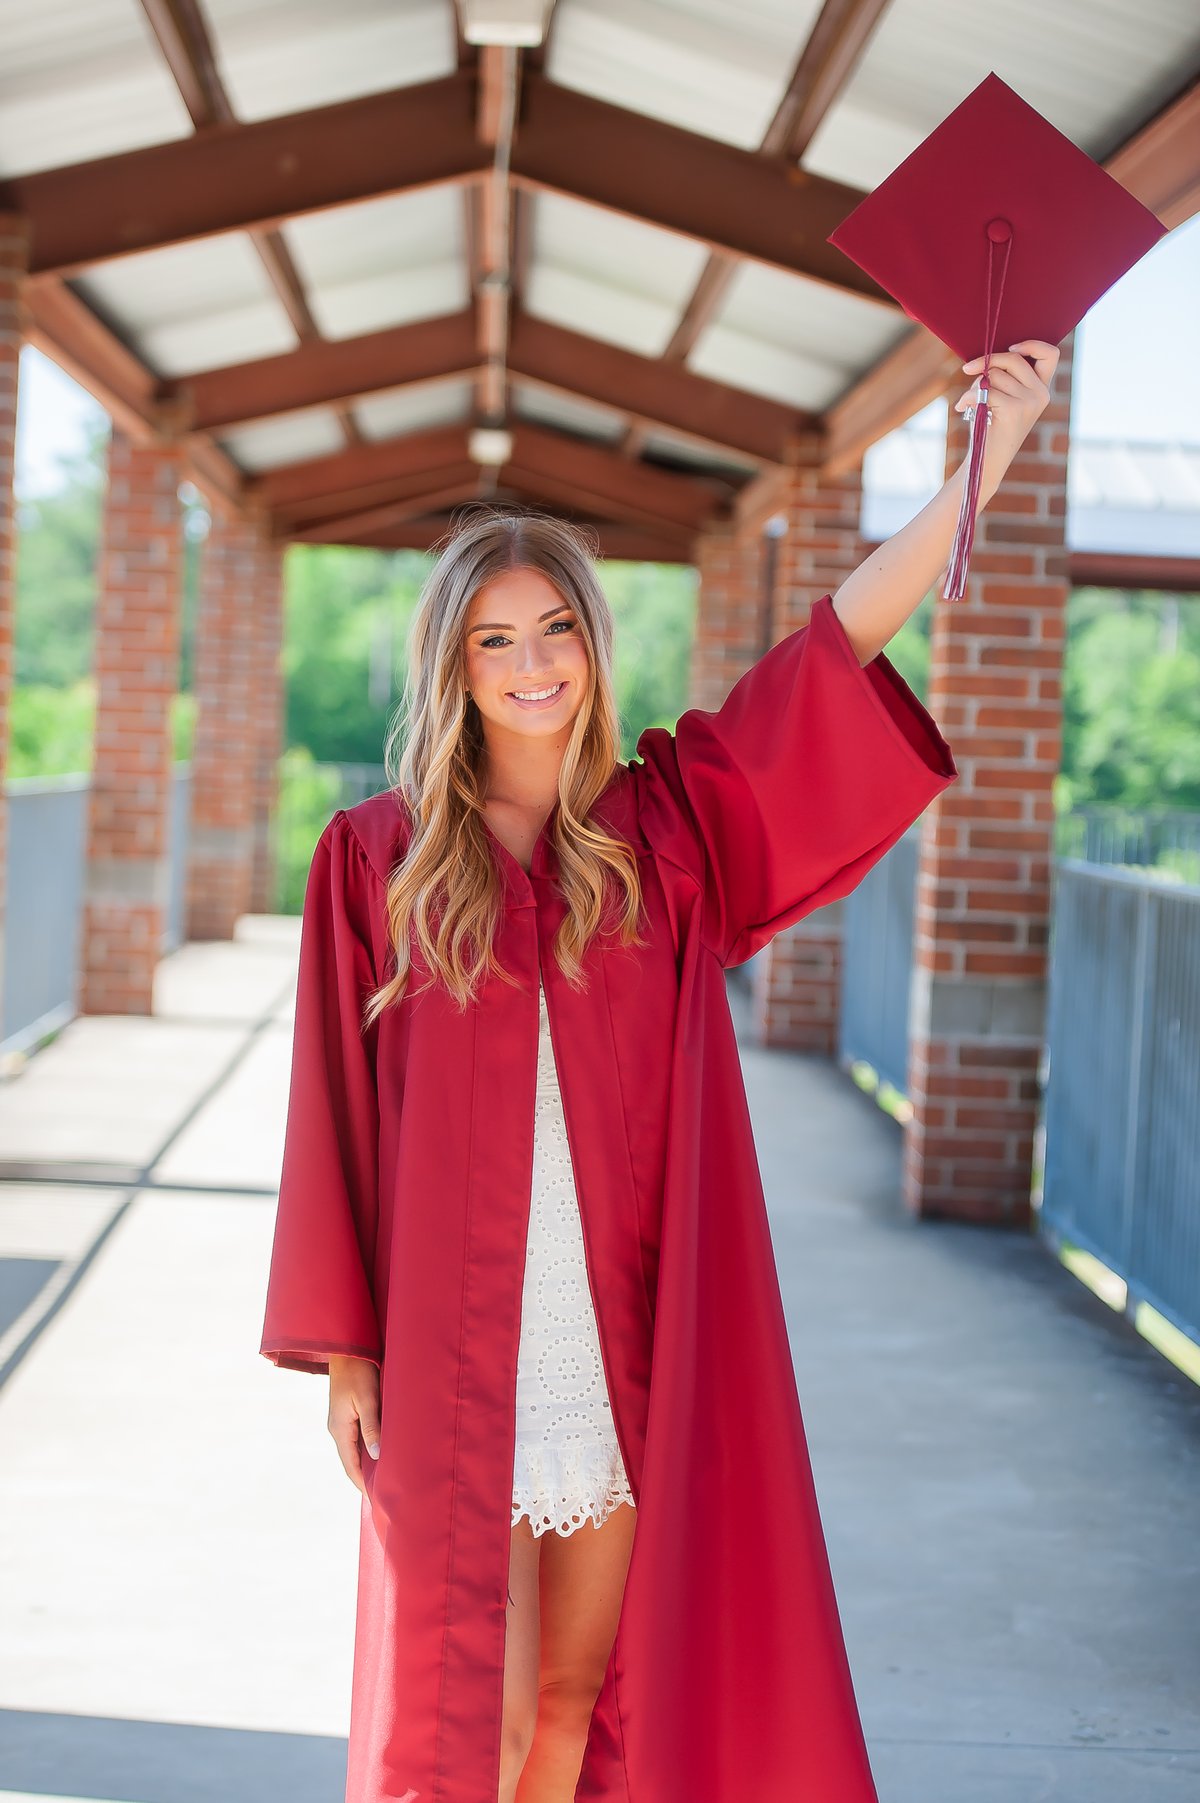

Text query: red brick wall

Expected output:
[903,333,1075,1223]
[753,451,868,1051]
[248,535,285,915]
[186,510,261,939]
[0,215,28,1029]
[689,518,768,710]
[79,432,185,1015]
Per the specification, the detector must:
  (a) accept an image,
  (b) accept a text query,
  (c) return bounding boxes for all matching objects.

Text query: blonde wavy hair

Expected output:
[362,506,647,1022]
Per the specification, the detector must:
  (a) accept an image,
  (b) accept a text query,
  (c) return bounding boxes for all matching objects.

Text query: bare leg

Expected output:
[516,1502,636,1803]
[501,1515,542,1803]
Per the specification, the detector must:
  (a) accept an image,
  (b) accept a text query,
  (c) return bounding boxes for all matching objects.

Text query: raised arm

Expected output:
[832,339,1061,662]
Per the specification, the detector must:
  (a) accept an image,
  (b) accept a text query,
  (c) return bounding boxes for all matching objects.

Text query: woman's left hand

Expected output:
[952,339,1061,491]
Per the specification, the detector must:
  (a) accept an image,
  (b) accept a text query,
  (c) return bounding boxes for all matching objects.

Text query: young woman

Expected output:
[260,345,1058,1803]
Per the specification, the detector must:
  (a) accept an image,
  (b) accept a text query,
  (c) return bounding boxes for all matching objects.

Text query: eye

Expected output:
[478,619,577,651]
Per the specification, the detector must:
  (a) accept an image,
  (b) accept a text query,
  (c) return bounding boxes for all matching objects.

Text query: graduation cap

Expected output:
[827,72,1169,598]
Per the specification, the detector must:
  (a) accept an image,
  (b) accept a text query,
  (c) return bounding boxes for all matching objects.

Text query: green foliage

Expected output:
[1060,589,1200,810]
[11,426,1200,910]
[273,746,351,914]
[7,680,95,777]
[283,544,429,764]
[14,421,107,687]
[600,558,698,754]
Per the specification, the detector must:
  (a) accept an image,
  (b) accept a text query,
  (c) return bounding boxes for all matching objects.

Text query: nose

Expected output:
[513,636,555,678]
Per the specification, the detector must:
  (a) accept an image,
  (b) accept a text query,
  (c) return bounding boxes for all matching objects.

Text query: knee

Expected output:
[500,1710,536,1787]
[536,1671,604,1740]
[502,1711,536,1766]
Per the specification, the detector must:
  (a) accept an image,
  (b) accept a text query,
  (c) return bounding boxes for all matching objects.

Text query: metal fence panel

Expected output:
[838,826,920,1095]
[3,776,89,1053]
[1042,862,1200,1343]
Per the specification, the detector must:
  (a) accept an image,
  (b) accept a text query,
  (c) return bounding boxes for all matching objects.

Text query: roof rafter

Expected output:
[617,0,893,462]
[252,420,726,534]
[136,0,363,452]
[165,305,816,464]
[285,461,696,549]
[4,70,886,303]
[326,513,692,564]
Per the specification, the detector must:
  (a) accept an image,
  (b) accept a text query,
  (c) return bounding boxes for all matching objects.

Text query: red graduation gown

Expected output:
[259,591,958,1803]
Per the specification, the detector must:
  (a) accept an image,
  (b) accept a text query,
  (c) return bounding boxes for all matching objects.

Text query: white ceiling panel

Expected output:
[204,0,456,123]
[639,427,758,476]
[803,0,1200,190]
[546,0,821,151]
[284,189,468,338]
[523,265,685,359]
[305,259,466,339]
[687,323,846,410]
[525,191,710,356]
[72,235,298,377]
[512,382,628,442]
[690,260,911,409]
[354,377,475,441]
[219,406,346,472]
[0,0,192,178]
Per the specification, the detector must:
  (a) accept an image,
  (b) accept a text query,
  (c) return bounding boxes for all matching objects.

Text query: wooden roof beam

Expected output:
[252,419,725,531]
[278,462,697,550]
[316,514,693,564]
[5,71,883,300]
[165,306,815,464]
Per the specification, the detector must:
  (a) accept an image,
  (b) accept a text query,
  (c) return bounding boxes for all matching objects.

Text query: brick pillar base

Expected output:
[0,215,28,1038]
[249,535,285,915]
[186,510,260,939]
[755,447,867,1051]
[80,433,185,1015]
[903,335,1074,1223]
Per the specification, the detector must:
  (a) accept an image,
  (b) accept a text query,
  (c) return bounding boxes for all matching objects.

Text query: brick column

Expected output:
[689,519,767,710]
[185,509,260,939]
[79,432,185,1015]
[0,215,27,1041]
[904,334,1075,1223]
[248,534,285,915]
[752,446,868,1050]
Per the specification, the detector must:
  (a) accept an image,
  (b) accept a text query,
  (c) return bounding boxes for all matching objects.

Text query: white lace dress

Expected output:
[511,974,637,1537]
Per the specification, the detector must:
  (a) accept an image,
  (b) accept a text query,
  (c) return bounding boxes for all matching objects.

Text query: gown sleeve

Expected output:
[629,591,958,969]
[259,809,385,1376]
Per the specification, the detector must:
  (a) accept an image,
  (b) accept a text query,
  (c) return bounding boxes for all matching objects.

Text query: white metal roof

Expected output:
[2,0,1196,516]
[864,404,1200,554]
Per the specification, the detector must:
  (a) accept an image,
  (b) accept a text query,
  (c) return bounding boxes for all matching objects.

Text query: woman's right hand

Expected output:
[328,1354,382,1495]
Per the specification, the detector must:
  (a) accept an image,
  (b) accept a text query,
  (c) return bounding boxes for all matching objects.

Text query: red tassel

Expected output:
[943,384,991,600]
[943,218,1012,600]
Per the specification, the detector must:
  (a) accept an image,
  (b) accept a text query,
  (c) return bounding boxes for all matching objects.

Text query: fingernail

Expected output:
[368,1441,380,1459]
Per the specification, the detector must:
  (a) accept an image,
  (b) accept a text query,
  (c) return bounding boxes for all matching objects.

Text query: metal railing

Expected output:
[2,766,193,1055]
[7,770,1200,1351]
[1041,862,1200,1344]
[837,824,922,1097]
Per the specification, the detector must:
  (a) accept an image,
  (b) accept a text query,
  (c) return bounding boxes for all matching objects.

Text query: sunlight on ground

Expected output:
[846,1058,1200,1390]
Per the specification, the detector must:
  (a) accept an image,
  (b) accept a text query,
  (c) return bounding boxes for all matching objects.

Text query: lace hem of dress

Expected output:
[512,1437,636,1538]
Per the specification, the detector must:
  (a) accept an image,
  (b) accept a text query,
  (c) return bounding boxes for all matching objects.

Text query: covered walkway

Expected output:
[0,922,1195,1803]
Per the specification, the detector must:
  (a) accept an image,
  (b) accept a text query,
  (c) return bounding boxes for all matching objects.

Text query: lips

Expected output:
[507,681,566,706]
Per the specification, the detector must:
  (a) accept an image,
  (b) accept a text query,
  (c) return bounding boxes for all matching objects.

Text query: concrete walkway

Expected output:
[0,919,1196,1803]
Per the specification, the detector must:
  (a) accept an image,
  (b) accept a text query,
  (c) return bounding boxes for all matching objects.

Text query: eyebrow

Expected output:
[469,603,572,633]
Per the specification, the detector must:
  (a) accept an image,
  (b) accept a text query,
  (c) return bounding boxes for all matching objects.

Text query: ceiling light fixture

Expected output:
[469,426,514,466]
[460,1,551,46]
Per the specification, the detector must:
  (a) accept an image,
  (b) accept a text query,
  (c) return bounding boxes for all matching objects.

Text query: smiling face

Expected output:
[462,566,591,744]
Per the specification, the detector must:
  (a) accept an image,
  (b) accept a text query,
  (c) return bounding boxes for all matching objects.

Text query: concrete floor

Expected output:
[0,919,1196,1803]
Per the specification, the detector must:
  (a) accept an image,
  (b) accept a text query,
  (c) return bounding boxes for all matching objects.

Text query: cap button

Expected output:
[986,217,1013,243]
